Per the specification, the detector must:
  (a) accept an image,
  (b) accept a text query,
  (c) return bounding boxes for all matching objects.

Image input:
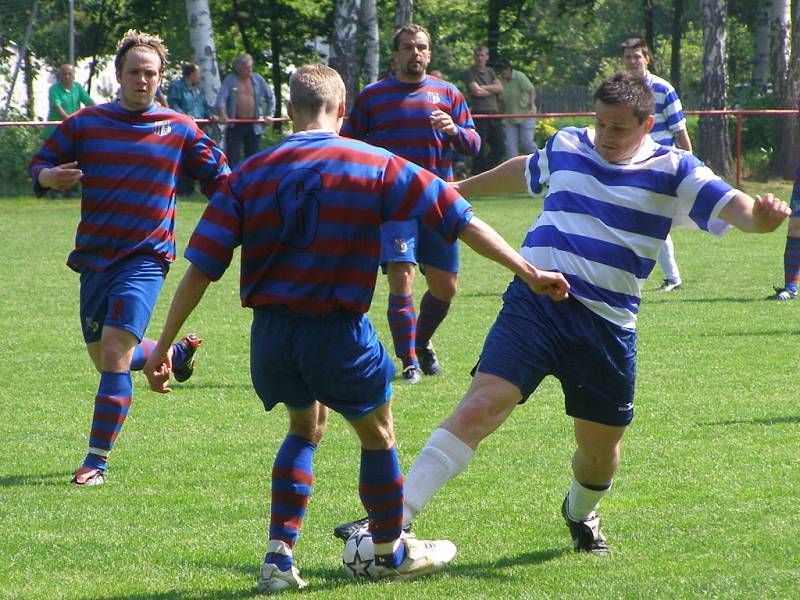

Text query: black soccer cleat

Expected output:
[415,341,442,376]
[333,517,413,542]
[561,495,609,554]
[173,334,202,383]
[333,517,369,542]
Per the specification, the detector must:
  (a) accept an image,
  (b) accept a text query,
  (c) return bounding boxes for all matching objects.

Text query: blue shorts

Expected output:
[79,254,166,344]
[380,220,459,273]
[476,278,636,426]
[250,307,395,421]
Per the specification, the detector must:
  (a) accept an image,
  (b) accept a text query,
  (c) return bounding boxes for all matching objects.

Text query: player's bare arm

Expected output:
[430,109,457,136]
[458,216,569,301]
[144,264,214,393]
[452,155,529,197]
[718,192,791,233]
[37,161,83,190]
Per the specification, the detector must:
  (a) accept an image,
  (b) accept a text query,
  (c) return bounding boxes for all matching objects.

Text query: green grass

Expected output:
[1,181,798,599]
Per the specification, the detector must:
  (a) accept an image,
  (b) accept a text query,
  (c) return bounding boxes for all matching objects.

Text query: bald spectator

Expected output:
[42,64,94,139]
[215,54,276,166]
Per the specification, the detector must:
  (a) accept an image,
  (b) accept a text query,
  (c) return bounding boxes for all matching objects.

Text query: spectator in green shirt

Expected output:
[496,57,537,157]
[42,64,94,139]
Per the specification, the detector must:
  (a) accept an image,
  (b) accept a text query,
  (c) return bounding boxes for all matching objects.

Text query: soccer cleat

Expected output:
[766,286,798,301]
[256,562,307,594]
[173,334,202,383]
[371,536,457,581]
[334,517,414,542]
[70,466,106,486]
[415,341,442,376]
[561,495,608,554]
[401,364,421,384]
[334,517,369,541]
[656,278,682,292]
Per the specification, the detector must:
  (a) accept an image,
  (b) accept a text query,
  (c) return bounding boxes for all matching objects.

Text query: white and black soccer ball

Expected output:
[342,529,380,579]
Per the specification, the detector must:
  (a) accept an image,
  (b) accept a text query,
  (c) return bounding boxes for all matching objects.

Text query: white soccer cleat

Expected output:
[372,536,457,581]
[256,563,307,594]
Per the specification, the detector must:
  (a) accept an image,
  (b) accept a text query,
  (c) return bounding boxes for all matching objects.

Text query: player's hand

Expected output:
[430,109,457,136]
[752,193,791,232]
[144,351,173,394]
[527,268,570,302]
[38,161,82,190]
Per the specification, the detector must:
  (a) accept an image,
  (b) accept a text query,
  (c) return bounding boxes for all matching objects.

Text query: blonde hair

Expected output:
[289,64,345,115]
[115,29,169,74]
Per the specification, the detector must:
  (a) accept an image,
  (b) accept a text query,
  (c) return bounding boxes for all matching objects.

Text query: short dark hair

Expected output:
[182,63,199,78]
[593,72,654,123]
[621,37,651,59]
[495,57,511,70]
[392,24,431,51]
[115,29,169,74]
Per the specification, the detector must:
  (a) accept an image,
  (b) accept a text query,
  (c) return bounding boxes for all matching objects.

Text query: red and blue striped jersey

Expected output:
[342,75,480,181]
[29,102,230,273]
[185,130,474,314]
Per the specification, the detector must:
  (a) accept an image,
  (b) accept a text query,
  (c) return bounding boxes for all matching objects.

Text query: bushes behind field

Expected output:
[1,115,44,196]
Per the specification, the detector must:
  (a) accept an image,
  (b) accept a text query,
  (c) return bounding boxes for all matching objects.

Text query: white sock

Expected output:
[402,427,474,528]
[567,477,612,522]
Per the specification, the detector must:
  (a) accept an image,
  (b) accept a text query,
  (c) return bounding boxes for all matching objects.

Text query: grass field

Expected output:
[1,181,798,599]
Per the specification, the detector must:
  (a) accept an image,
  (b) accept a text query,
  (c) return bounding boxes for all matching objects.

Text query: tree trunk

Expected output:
[769,0,791,99]
[771,0,799,178]
[330,0,362,112]
[185,0,222,108]
[487,0,501,62]
[394,0,413,28]
[752,0,770,93]
[644,0,656,73]
[360,0,379,85]
[23,50,35,119]
[269,0,283,126]
[698,0,732,178]
[670,0,684,94]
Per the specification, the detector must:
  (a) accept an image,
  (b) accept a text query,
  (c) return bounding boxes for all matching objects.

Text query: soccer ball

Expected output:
[342,529,380,579]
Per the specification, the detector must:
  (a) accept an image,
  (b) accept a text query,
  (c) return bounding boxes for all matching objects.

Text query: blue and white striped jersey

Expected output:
[644,72,687,146]
[523,127,735,328]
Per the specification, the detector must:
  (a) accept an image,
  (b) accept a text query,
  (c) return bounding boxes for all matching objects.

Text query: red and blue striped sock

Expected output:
[360,447,406,568]
[129,338,186,371]
[783,236,800,294]
[387,294,418,367]
[416,291,451,348]
[83,371,133,471]
[267,434,316,571]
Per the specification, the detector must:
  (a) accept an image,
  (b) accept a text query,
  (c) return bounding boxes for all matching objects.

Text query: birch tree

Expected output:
[771,0,800,178]
[185,0,222,108]
[330,0,362,112]
[360,0,379,85]
[698,0,732,178]
[769,0,791,99]
[395,0,413,28]
[753,0,770,92]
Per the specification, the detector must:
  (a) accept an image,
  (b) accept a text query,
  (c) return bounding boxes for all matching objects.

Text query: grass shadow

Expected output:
[0,471,70,487]
[446,547,570,580]
[698,415,800,427]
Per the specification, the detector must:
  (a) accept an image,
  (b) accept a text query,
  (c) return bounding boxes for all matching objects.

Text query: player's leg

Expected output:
[656,234,682,291]
[258,402,327,593]
[381,221,421,382]
[401,371,522,526]
[73,256,163,485]
[767,215,800,299]
[416,224,459,376]
[560,418,627,554]
[129,334,202,382]
[350,401,457,579]
[558,301,635,553]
